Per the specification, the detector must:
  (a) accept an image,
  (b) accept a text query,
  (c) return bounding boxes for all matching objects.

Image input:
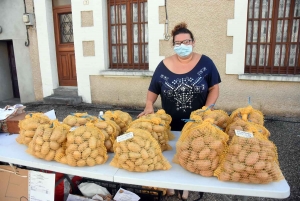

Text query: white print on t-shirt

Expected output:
[161,67,207,112]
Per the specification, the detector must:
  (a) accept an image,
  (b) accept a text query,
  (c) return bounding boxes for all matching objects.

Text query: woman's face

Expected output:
[173,33,194,47]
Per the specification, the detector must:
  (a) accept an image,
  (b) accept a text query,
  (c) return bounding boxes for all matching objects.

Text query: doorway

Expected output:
[53,5,77,86]
[7,41,20,98]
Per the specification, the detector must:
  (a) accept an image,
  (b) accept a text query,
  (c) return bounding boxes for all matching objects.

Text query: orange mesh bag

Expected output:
[103,110,132,134]
[63,113,97,127]
[58,124,108,167]
[16,113,51,146]
[93,119,121,152]
[27,120,70,161]
[229,105,264,125]
[214,131,284,184]
[225,119,270,140]
[190,106,230,130]
[110,128,172,172]
[129,116,172,151]
[173,118,229,177]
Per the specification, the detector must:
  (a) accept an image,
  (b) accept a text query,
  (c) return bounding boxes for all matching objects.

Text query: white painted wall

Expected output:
[34,0,59,97]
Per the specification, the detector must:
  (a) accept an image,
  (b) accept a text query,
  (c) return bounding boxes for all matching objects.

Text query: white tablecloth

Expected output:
[0,132,290,199]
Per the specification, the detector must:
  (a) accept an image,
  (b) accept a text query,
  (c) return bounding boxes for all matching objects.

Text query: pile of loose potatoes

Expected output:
[93,119,121,152]
[110,128,171,172]
[16,113,51,145]
[103,110,132,134]
[174,119,228,177]
[214,133,284,184]
[129,117,171,151]
[57,125,108,167]
[27,120,70,161]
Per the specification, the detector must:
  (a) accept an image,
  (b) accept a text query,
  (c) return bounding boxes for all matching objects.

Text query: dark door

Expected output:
[53,5,77,86]
[7,41,20,98]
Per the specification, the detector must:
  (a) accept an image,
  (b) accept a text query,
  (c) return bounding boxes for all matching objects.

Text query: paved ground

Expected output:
[1,99,299,201]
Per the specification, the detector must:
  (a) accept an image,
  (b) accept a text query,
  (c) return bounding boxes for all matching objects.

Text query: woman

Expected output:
[138,22,221,200]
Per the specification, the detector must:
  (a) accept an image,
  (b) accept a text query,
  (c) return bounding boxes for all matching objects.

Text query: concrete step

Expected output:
[43,95,82,105]
[53,87,78,97]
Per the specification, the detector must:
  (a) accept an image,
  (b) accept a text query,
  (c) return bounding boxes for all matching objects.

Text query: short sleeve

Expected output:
[207,58,221,88]
[148,61,164,95]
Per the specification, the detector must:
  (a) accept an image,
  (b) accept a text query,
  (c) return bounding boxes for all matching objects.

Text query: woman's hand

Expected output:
[137,106,154,118]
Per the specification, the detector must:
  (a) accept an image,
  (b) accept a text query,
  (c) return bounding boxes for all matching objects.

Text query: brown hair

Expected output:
[171,22,194,45]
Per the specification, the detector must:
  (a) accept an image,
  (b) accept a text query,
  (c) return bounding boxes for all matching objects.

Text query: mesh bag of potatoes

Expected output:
[102,110,132,134]
[228,105,264,125]
[57,124,108,167]
[139,109,175,140]
[110,128,172,172]
[129,116,172,151]
[63,113,97,127]
[93,119,121,152]
[190,106,230,130]
[173,117,229,177]
[16,113,51,145]
[214,131,284,184]
[225,118,270,140]
[26,120,70,161]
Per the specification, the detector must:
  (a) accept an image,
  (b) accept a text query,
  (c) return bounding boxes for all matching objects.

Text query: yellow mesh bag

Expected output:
[190,106,230,130]
[63,113,97,127]
[110,128,172,172]
[173,118,229,177]
[214,132,284,184]
[58,124,108,167]
[16,113,51,146]
[129,116,172,151]
[229,105,264,125]
[27,120,70,161]
[225,119,270,140]
[93,119,121,152]
[103,110,132,134]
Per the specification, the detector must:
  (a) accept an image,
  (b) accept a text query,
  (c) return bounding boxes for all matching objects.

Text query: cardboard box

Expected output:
[6,112,26,134]
[0,165,29,201]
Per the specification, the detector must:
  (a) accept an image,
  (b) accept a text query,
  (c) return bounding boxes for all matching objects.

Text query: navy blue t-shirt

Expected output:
[148,55,221,131]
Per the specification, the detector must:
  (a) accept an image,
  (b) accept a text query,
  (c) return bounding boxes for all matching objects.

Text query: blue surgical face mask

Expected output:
[174,44,193,57]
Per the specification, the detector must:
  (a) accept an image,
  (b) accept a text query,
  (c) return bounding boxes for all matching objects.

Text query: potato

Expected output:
[143,158,153,165]
[77,159,86,167]
[152,125,164,133]
[195,159,211,171]
[148,164,155,171]
[73,151,82,160]
[238,149,247,162]
[82,148,91,159]
[245,152,259,166]
[95,156,105,164]
[141,149,149,159]
[24,131,36,137]
[190,151,199,161]
[35,137,44,146]
[144,140,151,150]
[200,170,214,177]
[90,149,99,158]
[125,160,135,171]
[231,172,241,182]
[89,136,97,149]
[199,148,211,159]
[75,136,84,144]
[104,140,112,150]
[45,150,55,161]
[233,163,246,172]
[254,160,266,171]
[208,150,218,160]
[86,157,96,166]
[82,131,92,139]
[219,172,231,181]
[95,121,108,129]
[211,156,219,170]
[128,142,141,152]
[185,162,196,172]
[223,161,234,173]
[50,141,60,150]
[41,142,50,155]
[210,140,223,152]
[129,152,141,158]
[134,158,144,166]
[78,142,88,152]
[191,137,205,152]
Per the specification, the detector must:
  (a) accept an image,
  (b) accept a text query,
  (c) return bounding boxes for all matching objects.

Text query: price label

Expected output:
[117,132,134,142]
[235,130,253,138]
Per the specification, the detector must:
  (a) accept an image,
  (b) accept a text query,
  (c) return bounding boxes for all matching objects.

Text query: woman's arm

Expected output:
[137,90,159,117]
[205,84,219,109]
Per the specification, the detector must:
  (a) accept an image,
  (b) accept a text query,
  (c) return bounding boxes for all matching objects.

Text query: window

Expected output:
[108,0,148,70]
[245,0,300,75]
